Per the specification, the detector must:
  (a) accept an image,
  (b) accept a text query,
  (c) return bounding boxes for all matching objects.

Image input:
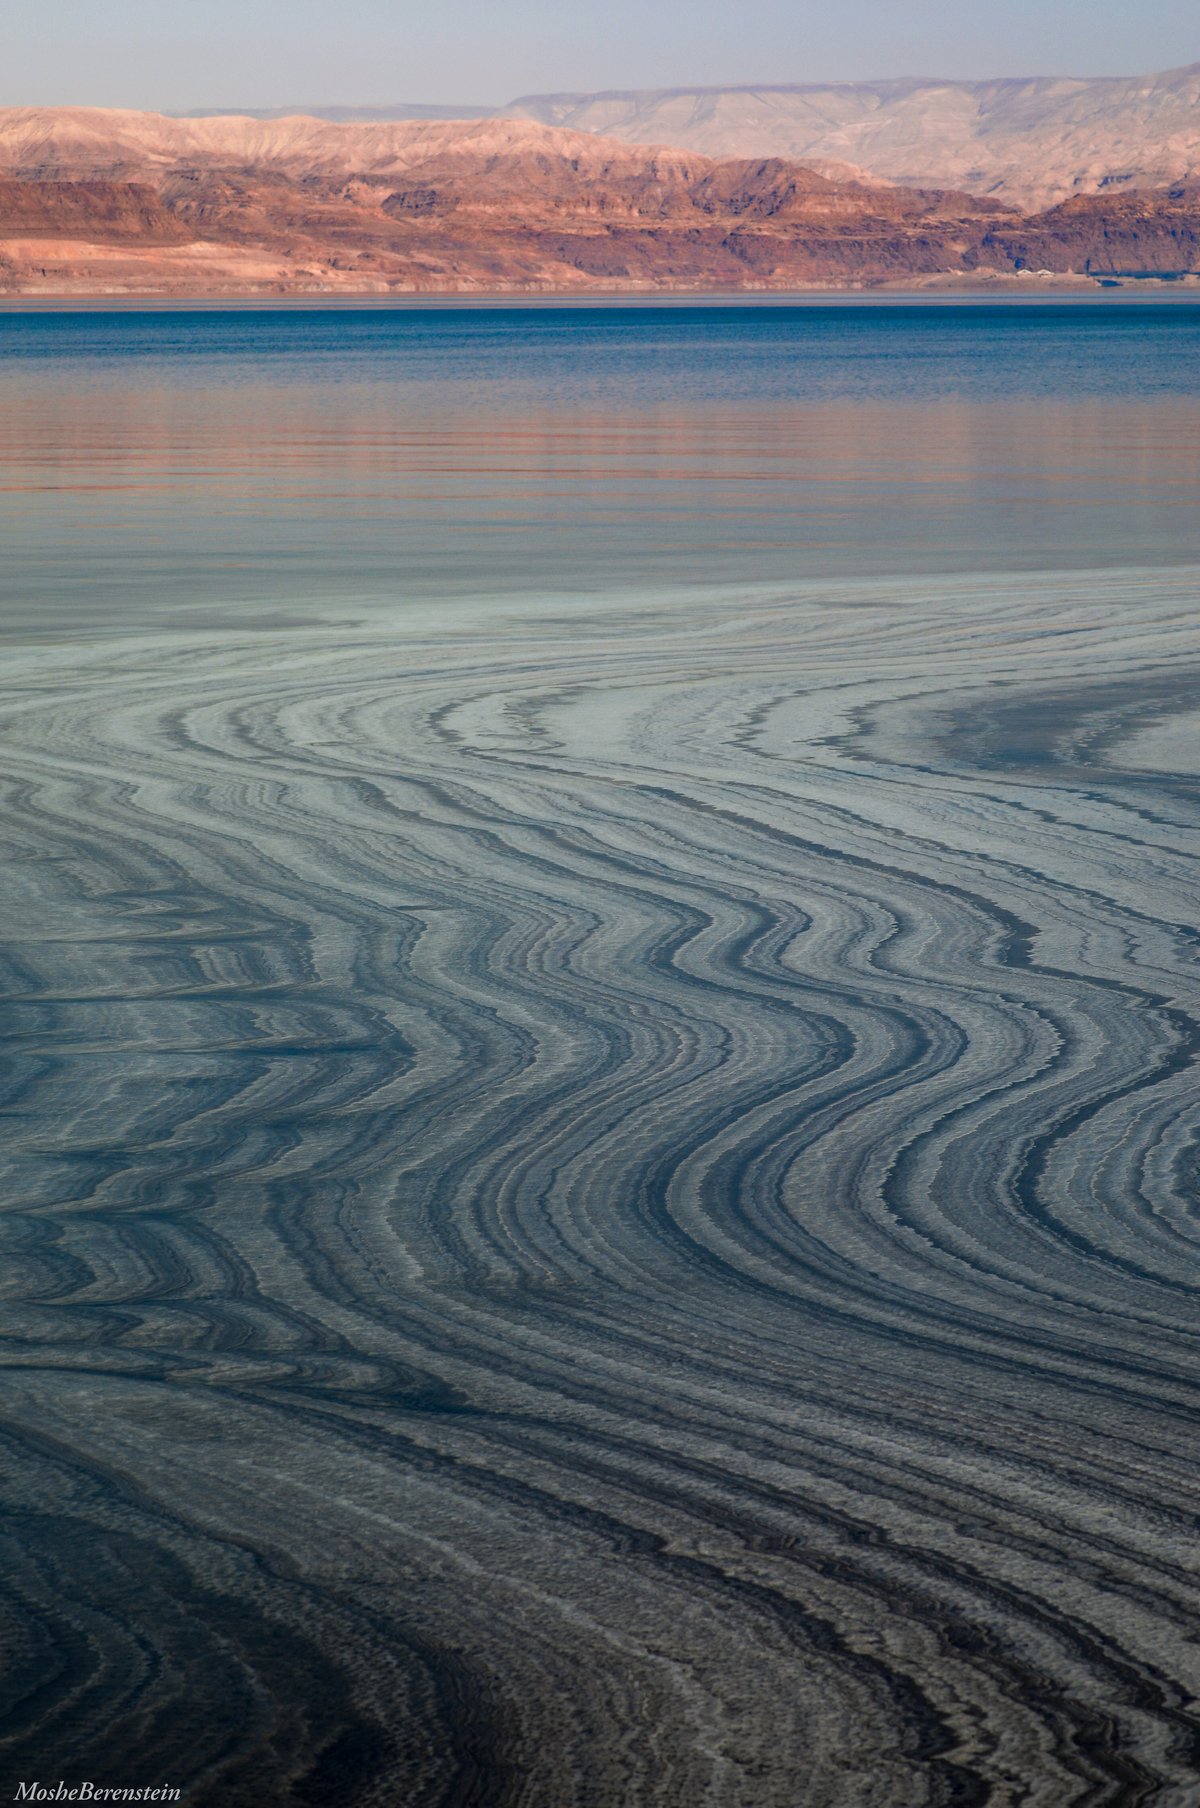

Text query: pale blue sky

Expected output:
[5,0,1198,111]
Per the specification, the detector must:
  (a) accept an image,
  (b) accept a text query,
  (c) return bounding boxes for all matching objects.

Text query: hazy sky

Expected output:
[5,0,1198,110]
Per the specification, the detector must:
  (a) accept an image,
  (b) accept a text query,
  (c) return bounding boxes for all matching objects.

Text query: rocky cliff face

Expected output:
[0,109,1197,296]
[0,177,188,241]
[983,188,1200,277]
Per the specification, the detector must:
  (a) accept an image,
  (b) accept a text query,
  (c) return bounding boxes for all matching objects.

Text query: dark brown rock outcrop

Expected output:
[984,189,1200,277]
[0,177,189,242]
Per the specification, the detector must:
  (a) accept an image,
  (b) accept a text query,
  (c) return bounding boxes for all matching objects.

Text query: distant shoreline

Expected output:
[4,283,1200,312]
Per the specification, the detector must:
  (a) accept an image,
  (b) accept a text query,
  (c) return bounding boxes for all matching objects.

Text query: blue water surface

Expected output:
[2,301,1199,633]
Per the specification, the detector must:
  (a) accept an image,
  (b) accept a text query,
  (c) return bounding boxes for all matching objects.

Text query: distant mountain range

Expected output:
[2,107,1199,297]
[177,103,495,124]
[177,62,1200,208]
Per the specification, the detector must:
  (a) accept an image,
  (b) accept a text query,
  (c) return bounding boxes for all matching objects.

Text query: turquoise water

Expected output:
[3,301,1200,632]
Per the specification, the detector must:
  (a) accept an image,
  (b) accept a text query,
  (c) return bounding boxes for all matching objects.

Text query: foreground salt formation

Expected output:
[2,565,1199,1801]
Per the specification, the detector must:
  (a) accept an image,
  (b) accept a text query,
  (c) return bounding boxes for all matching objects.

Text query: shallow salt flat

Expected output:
[2,564,1200,1803]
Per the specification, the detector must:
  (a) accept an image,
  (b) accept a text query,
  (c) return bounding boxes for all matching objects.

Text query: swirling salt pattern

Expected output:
[2,569,1200,1805]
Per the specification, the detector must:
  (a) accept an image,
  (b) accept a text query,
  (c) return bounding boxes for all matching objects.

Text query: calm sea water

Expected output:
[2,301,1200,634]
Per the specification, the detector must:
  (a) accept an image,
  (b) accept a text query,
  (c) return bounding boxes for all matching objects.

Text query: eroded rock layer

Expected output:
[2,108,1200,292]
